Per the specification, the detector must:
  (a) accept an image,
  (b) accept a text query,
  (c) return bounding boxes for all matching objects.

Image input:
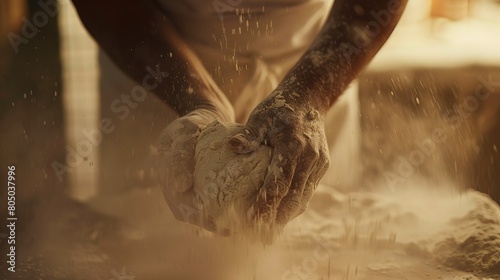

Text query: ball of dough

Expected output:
[194,121,271,234]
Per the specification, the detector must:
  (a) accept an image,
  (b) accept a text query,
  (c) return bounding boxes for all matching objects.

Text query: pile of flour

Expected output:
[285,185,500,277]
[411,191,500,276]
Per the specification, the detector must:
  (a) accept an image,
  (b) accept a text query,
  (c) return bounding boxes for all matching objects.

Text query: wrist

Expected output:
[272,83,329,117]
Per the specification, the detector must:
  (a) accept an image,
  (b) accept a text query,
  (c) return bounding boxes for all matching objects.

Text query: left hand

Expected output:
[157,107,234,233]
[228,89,330,226]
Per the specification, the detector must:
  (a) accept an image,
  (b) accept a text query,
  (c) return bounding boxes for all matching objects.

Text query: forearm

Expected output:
[72,0,233,119]
[280,0,407,113]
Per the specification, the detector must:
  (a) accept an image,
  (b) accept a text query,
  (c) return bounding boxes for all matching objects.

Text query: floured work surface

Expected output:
[283,186,500,279]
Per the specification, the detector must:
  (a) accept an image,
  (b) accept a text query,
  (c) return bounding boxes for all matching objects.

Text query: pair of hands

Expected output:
[157,89,330,233]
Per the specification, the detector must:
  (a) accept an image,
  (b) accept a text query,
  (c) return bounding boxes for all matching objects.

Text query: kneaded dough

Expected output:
[194,121,271,234]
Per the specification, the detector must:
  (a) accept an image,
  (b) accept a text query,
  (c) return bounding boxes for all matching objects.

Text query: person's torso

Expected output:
[156,0,332,58]
[155,0,333,121]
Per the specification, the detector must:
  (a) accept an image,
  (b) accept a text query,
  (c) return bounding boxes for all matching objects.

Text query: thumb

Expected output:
[228,125,264,154]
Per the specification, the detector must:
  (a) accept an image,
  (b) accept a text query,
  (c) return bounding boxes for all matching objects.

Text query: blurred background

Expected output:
[0,0,499,279]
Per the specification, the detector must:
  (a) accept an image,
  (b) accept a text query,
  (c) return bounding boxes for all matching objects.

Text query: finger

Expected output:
[228,132,262,154]
[275,150,317,225]
[294,151,330,219]
[254,135,301,223]
[228,115,270,154]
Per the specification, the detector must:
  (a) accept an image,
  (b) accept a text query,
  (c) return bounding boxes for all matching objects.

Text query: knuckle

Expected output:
[284,136,306,151]
[302,183,315,200]
[318,149,331,169]
[323,156,331,170]
[319,145,329,159]
[294,134,321,161]
[305,146,320,161]
[300,133,319,154]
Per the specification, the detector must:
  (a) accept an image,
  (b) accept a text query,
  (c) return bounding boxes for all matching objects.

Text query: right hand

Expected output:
[228,89,330,227]
[156,107,234,233]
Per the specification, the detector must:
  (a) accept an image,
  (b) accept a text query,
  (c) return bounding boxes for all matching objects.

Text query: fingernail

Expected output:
[229,133,257,154]
[229,134,246,148]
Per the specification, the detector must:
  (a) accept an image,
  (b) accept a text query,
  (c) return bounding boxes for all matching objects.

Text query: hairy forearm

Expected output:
[72,0,233,119]
[280,0,408,113]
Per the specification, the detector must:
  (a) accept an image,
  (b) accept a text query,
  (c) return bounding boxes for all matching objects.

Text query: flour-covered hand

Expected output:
[229,89,330,226]
[157,107,234,232]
